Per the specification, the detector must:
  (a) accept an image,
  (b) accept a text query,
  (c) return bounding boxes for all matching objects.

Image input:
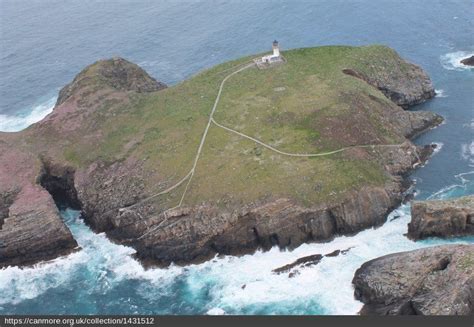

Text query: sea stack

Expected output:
[408,195,474,240]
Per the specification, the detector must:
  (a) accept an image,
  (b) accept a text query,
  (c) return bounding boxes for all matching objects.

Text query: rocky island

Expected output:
[0,45,443,268]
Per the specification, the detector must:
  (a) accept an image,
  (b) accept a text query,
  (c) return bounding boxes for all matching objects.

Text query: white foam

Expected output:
[180,206,427,314]
[0,97,56,132]
[0,250,85,305]
[464,119,474,130]
[435,89,447,98]
[427,184,466,200]
[432,142,444,155]
[461,141,474,165]
[206,307,226,315]
[182,180,473,314]
[1,185,472,313]
[0,209,183,305]
[455,171,474,184]
[440,51,474,71]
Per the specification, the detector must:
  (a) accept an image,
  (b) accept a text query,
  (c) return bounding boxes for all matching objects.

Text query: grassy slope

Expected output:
[57,45,411,208]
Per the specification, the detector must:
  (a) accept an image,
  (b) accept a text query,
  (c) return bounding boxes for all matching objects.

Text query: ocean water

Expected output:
[0,0,473,315]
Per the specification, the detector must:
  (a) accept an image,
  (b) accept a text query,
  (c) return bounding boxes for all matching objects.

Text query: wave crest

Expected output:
[0,97,56,132]
[440,51,474,71]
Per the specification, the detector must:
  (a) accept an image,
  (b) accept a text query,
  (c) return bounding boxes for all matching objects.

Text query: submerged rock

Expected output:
[273,254,323,274]
[272,247,353,275]
[408,195,474,240]
[352,244,474,315]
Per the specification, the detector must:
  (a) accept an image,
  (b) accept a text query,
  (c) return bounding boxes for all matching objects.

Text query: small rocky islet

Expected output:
[460,55,474,66]
[3,44,471,315]
[408,195,474,240]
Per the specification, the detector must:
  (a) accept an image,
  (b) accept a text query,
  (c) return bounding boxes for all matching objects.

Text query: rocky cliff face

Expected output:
[408,195,474,240]
[342,47,436,108]
[0,46,443,268]
[342,67,435,108]
[352,244,474,315]
[0,58,165,268]
[0,140,79,268]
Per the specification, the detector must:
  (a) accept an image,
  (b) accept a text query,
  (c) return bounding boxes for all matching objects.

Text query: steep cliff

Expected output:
[0,45,442,267]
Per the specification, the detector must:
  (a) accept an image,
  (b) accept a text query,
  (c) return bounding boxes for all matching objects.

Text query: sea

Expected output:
[0,0,473,315]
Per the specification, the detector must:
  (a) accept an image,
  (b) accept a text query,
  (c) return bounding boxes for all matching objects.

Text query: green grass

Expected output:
[51,45,413,207]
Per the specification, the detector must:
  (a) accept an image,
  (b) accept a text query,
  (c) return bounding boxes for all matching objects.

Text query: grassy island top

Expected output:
[26,45,421,208]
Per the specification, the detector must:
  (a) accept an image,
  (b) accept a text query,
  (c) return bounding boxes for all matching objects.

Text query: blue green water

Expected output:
[0,0,473,315]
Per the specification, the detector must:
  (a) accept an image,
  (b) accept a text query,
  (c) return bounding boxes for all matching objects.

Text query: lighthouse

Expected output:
[255,40,285,69]
[272,40,280,57]
[261,40,281,63]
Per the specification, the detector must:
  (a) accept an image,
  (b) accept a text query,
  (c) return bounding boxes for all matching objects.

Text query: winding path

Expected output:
[124,59,412,217]
[122,62,255,212]
[211,118,404,157]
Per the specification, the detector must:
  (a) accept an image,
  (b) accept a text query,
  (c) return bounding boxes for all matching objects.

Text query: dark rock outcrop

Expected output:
[273,254,324,274]
[272,247,353,275]
[38,158,81,210]
[352,244,474,315]
[408,195,474,240]
[460,55,474,66]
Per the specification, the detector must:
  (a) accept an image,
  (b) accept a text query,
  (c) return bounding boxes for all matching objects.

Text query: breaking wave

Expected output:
[440,51,474,71]
[461,141,474,167]
[0,97,56,132]
[435,89,447,98]
[1,177,472,314]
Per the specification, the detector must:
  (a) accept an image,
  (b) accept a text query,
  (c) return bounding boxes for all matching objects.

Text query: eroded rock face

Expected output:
[0,57,167,268]
[0,184,78,268]
[408,195,474,240]
[352,245,474,315]
[0,138,79,268]
[130,181,410,266]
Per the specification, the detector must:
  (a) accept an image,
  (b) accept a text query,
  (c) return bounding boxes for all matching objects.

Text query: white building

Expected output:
[261,40,281,63]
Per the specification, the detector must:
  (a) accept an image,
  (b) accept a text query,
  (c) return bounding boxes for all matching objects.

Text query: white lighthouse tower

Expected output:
[272,40,280,57]
[255,40,284,69]
[261,40,281,63]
